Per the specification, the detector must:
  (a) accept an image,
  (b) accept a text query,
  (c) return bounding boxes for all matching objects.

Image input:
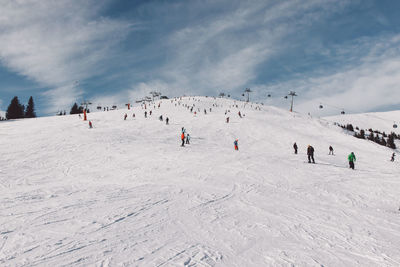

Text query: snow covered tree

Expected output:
[387,133,396,149]
[346,124,354,132]
[368,132,374,141]
[25,96,36,118]
[6,96,25,119]
[381,136,387,146]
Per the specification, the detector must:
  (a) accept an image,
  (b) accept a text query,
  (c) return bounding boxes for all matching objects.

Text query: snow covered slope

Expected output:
[1,97,399,266]
[326,110,400,135]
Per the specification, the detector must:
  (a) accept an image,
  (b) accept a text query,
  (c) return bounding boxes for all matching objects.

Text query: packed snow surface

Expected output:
[1,97,399,266]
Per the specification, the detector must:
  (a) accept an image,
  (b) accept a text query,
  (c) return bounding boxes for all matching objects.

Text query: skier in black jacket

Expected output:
[307,145,315,163]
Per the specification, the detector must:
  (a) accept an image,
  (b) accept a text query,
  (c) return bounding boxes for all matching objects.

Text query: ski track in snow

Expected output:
[1,96,400,266]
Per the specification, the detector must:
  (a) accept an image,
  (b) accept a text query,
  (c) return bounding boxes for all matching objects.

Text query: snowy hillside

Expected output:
[1,97,399,266]
[326,110,400,135]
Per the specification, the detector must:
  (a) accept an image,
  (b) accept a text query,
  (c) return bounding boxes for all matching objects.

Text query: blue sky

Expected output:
[1,0,400,116]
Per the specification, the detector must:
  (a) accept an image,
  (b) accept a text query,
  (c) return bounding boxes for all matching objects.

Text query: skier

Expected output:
[293,142,298,154]
[186,134,190,144]
[133,113,135,118]
[348,152,356,169]
[307,145,315,163]
[150,110,152,116]
[329,146,334,155]
[181,132,185,147]
[391,152,395,162]
[144,111,147,118]
[238,111,242,118]
[234,139,239,150]
[89,121,93,129]
[166,117,169,125]
[226,117,230,123]
[159,115,163,121]
[124,113,127,120]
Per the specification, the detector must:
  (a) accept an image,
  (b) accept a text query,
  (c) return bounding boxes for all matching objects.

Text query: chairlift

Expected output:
[97,105,102,110]
[341,110,345,115]
[267,94,271,97]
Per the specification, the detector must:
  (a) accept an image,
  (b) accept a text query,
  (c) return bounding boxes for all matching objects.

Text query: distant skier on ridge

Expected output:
[293,142,298,154]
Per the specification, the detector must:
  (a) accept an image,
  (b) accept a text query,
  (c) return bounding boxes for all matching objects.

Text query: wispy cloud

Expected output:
[0,0,132,113]
[129,0,353,98]
[257,34,400,115]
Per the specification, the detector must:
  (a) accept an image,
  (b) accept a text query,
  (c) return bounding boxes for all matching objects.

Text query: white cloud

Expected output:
[141,0,353,98]
[0,0,132,113]
[256,34,400,115]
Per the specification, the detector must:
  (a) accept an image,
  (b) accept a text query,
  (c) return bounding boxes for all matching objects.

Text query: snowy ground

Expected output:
[1,97,399,266]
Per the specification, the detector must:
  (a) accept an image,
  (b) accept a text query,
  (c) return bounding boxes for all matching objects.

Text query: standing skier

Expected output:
[307,145,315,163]
[89,121,93,129]
[226,117,230,123]
[348,152,356,169]
[329,146,334,155]
[293,142,298,154]
[391,152,395,162]
[166,117,169,125]
[181,132,185,147]
[144,111,147,118]
[186,134,190,144]
[124,113,127,120]
[234,139,239,150]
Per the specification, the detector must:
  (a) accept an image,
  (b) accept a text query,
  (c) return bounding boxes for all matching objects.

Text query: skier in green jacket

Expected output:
[348,152,356,170]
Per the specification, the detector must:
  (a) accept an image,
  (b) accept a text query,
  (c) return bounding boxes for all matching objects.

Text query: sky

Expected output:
[1,0,400,117]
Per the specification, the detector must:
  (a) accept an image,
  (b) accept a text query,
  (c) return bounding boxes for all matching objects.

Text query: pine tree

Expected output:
[387,133,396,149]
[358,129,365,139]
[346,124,354,131]
[70,103,80,114]
[368,132,374,141]
[6,96,25,119]
[25,96,36,118]
[381,137,387,146]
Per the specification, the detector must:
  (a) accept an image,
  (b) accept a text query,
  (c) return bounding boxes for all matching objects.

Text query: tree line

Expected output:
[4,96,36,120]
[336,123,397,149]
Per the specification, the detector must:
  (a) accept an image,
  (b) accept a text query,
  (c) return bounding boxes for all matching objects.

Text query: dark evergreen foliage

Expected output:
[6,96,25,119]
[387,133,396,149]
[368,132,374,141]
[70,103,81,114]
[346,124,354,131]
[25,96,36,118]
